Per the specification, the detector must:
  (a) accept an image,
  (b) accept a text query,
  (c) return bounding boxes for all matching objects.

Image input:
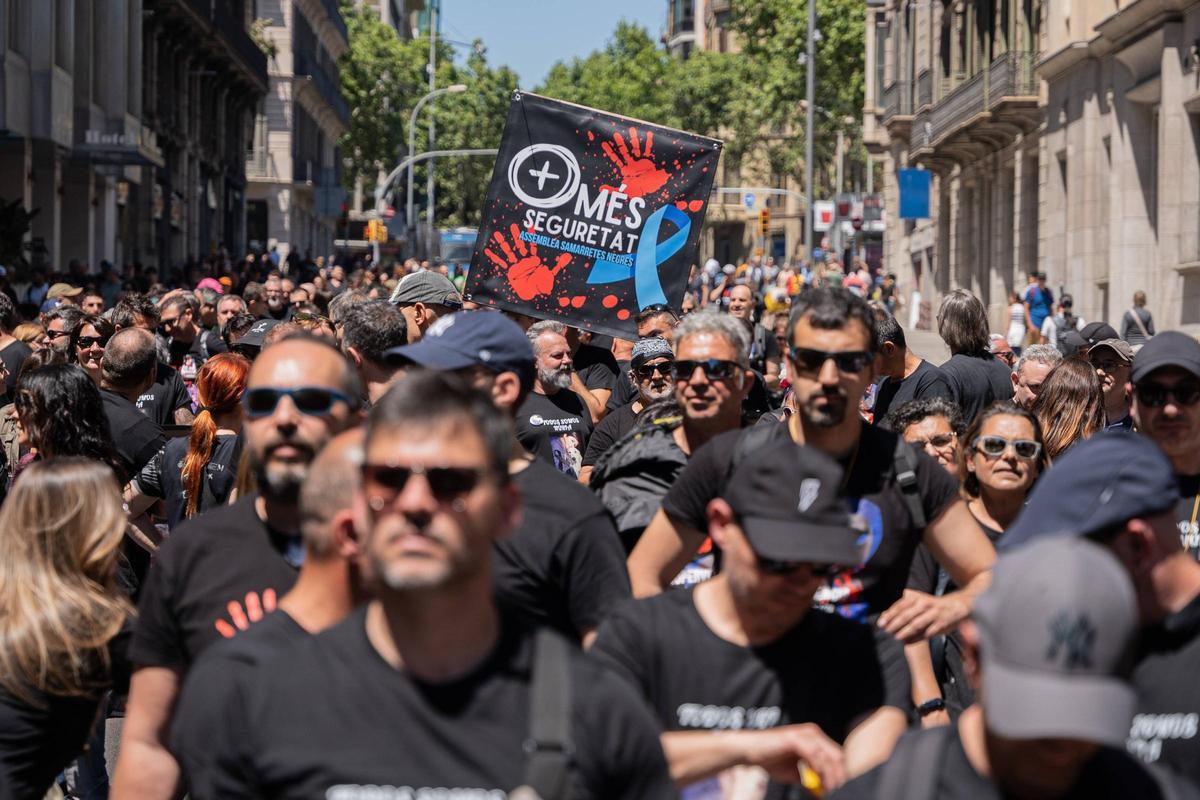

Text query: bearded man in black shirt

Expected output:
[201,371,674,798]
[593,441,911,796]
[112,335,364,800]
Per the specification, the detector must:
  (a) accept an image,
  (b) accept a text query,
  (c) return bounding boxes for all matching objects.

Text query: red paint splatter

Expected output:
[482,223,571,301]
[557,297,570,307]
[602,294,618,308]
[587,131,595,141]
[598,127,670,197]
[675,201,688,211]
[688,200,705,212]
[571,296,586,309]
[616,309,631,321]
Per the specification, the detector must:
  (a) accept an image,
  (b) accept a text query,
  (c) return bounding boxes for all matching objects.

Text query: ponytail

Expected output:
[180,353,251,518]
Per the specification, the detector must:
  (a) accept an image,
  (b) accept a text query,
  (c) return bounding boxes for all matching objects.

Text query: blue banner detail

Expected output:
[586,204,690,309]
[898,168,931,219]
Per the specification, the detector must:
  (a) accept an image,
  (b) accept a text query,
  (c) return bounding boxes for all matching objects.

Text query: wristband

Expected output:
[916,698,946,717]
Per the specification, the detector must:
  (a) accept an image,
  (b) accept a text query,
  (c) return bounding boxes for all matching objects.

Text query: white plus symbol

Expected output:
[528,160,560,191]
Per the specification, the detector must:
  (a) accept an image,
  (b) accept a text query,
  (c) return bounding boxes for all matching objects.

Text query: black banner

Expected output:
[464,91,721,338]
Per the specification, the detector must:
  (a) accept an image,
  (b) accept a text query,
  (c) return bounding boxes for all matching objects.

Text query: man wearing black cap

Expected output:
[386,311,629,647]
[1080,320,1121,348]
[1131,331,1200,558]
[1002,432,1200,787]
[593,440,911,795]
[831,536,1199,799]
[1088,338,1135,431]
[388,269,463,343]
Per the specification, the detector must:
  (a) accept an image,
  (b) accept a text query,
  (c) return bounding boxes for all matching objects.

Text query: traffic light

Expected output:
[759,208,770,236]
[365,219,387,243]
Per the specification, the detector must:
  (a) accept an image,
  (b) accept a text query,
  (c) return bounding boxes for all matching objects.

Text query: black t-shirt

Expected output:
[136,434,242,531]
[1177,473,1200,558]
[0,339,31,395]
[592,587,910,799]
[582,402,639,467]
[1129,592,1200,785]
[168,334,207,372]
[136,361,192,426]
[831,726,1196,800]
[129,495,300,672]
[608,367,639,411]
[101,389,167,478]
[515,390,593,478]
[573,342,619,393]
[201,608,674,799]
[496,459,631,638]
[939,353,1014,426]
[171,610,309,799]
[661,422,959,622]
[874,359,953,420]
[749,322,782,374]
[0,683,103,799]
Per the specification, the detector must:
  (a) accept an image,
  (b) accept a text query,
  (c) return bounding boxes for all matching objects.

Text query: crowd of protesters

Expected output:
[1,246,1199,800]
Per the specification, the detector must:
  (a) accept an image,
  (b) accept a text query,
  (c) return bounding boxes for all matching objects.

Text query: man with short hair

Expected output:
[263,274,289,320]
[216,294,247,332]
[873,311,951,420]
[1011,344,1062,409]
[831,536,1197,799]
[338,299,408,404]
[387,311,631,646]
[728,283,782,391]
[99,328,168,479]
[112,337,364,799]
[198,371,673,798]
[159,294,206,376]
[81,292,105,316]
[629,288,994,644]
[1130,332,1200,559]
[388,269,463,343]
[111,294,194,426]
[594,442,911,793]
[242,281,268,318]
[170,429,366,798]
[1002,432,1200,787]
[882,397,964,476]
[988,334,1015,369]
[516,320,593,477]
[565,325,620,423]
[0,292,31,394]
[39,304,84,354]
[1089,338,1135,431]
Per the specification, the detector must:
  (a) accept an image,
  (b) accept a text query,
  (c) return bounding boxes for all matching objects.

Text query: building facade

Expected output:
[246,0,348,261]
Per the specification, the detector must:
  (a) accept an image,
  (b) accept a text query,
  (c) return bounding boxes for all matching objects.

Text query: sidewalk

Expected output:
[901,325,951,367]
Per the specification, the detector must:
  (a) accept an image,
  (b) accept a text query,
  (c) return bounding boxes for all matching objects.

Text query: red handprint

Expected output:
[483,223,571,301]
[600,127,670,198]
[213,588,278,639]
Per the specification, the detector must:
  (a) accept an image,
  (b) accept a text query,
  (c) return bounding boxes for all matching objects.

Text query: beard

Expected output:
[253,443,316,502]
[539,364,572,391]
[801,390,848,428]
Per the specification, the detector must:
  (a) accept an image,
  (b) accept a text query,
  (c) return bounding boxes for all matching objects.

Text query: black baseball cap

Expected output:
[722,440,862,566]
[1131,330,1200,384]
[1002,431,1178,549]
[385,310,536,391]
[233,318,281,350]
[1080,321,1120,346]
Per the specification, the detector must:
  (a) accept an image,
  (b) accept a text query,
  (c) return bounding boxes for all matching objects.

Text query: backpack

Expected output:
[1053,313,1077,356]
[750,324,769,375]
[513,629,574,800]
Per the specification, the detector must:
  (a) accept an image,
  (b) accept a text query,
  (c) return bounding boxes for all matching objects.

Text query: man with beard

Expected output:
[263,274,290,320]
[112,336,363,799]
[515,319,593,478]
[628,288,994,642]
[581,336,675,478]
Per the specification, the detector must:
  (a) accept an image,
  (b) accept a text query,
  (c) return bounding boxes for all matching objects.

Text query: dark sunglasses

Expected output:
[974,435,1041,460]
[789,347,874,374]
[242,386,355,418]
[43,329,70,340]
[1136,379,1200,408]
[635,361,673,379]
[639,303,673,316]
[909,433,956,450]
[362,463,487,508]
[757,555,844,578]
[76,335,110,349]
[673,359,741,381]
[1089,358,1127,374]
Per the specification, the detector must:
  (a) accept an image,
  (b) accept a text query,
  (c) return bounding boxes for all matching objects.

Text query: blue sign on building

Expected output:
[898,168,931,219]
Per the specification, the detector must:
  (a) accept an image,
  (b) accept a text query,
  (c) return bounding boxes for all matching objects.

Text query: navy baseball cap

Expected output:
[385,310,535,391]
[1002,431,1179,549]
[1131,330,1200,384]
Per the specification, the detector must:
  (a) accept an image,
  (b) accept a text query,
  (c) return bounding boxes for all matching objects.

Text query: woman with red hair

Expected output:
[127,353,250,529]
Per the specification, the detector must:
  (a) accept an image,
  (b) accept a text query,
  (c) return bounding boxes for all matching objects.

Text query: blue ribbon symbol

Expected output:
[587,204,690,309]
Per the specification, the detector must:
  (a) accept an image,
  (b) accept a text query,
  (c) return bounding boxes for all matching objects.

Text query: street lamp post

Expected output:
[804,0,816,264]
[406,83,467,256]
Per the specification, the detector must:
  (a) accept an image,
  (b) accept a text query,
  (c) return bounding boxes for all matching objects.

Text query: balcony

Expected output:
[916,70,932,109]
[246,146,277,180]
[293,50,350,125]
[319,0,349,45]
[167,0,269,94]
[880,81,914,137]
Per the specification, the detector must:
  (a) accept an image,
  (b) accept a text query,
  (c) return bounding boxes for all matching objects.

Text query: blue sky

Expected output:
[439,0,666,87]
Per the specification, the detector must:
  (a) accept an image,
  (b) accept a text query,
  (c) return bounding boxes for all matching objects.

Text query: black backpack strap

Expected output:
[893,437,927,531]
[522,629,574,800]
[874,726,953,800]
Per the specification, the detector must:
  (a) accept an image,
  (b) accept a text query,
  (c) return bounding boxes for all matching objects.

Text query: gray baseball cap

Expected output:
[974,537,1137,747]
[388,271,463,308]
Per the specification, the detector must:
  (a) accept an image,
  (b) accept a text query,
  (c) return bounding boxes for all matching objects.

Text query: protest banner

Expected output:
[464,91,721,338]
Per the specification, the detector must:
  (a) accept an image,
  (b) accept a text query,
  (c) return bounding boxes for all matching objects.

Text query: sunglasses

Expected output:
[909,432,956,450]
[789,347,874,374]
[639,303,673,316]
[1090,358,1127,374]
[362,462,487,509]
[76,335,110,349]
[43,329,70,340]
[1136,379,1200,408]
[995,351,1016,366]
[242,386,355,418]
[635,361,673,379]
[756,555,844,578]
[974,435,1042,460]
[673,359,741,381]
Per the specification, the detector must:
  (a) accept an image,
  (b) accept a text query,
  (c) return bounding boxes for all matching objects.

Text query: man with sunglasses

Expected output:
[38,303,83,355]
[197,370,673,799]
[1089,338,1135,431]
[1131,332,1200,559]
[159,294,208,380]
[115,336,363,800]
[605,303,681,412]
[629,288,992,644]
[593,441,911,795]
